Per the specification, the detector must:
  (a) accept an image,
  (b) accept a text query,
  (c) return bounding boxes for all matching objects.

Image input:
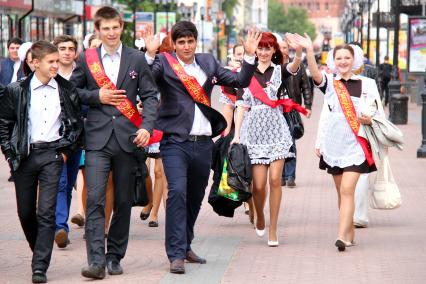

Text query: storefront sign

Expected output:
[407,17,426,73]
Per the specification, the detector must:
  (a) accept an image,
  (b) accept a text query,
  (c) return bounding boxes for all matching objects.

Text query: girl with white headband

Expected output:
[294,34,383,252]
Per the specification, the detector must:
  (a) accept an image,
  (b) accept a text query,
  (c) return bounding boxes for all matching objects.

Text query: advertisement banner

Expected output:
[155,12,176,34]
[135,12,154,34]
[408,17,426,73]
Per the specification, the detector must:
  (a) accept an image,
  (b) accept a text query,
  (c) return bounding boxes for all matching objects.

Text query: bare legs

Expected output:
[148,158,168,224]
[251,159,285,243]
[332,171,360,243]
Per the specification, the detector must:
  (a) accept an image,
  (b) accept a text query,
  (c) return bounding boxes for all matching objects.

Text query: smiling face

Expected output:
[173,36,197,64]
[57,41,76,67]
[256,45,275,64]
[95,18,123,49]
[334,48,354,76]
[33,52,59,82]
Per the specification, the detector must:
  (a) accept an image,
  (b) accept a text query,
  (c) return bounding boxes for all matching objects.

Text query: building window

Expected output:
[325,2,329,11]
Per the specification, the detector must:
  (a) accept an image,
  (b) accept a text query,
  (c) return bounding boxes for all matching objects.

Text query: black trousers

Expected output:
[13,148,64,272]
[160,137,213,262]
[84,133,137,266]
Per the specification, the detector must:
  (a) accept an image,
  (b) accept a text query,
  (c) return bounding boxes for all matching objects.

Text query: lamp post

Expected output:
[417,73,426,158]
[200,6,205,53]
[389,0,401,99]
[366,0,371,59]
[375,0,380,67]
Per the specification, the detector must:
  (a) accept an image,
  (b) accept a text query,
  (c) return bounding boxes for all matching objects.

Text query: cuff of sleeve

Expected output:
[145,53,155,65]
[243,55,256,65]
[314,72,327,88]
[286,64,300,76]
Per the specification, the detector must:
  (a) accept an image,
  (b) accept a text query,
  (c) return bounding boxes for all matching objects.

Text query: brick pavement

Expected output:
[0,89,425,283]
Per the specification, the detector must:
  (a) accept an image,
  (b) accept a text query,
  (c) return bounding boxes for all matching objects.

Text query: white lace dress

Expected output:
[317,72,381,169]
[236,64,294,165]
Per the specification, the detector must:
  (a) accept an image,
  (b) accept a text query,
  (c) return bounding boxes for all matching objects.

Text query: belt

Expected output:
[30,141,60,150]
[187,135,211,142]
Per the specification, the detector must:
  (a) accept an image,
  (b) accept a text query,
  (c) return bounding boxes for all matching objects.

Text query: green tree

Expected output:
[222,0,239,20]
[268,0,316,39]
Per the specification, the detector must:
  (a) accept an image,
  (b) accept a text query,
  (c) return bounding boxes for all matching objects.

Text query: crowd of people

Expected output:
[0,5,396,283]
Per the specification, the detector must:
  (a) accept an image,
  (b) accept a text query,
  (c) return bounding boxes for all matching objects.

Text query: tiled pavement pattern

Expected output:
[0,88,425,283]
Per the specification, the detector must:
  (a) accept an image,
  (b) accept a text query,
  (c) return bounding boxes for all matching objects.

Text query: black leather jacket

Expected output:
[283,64,312,110]
[0,73,83,171]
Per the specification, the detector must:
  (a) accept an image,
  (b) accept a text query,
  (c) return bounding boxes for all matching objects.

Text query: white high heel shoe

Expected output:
[255,227,265,237]
[267,232,279,247]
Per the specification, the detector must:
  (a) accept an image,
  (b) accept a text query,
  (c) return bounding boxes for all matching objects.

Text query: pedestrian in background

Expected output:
[0,40,82,283]
[278,38,313,188]
[0,37,24,85]
[378,55,392,106]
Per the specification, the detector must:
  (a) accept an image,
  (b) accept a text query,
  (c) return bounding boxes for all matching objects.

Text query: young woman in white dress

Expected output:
[295,34,383,251]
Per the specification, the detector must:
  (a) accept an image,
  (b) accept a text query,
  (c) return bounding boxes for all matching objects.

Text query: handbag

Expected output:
[370,155,401,210]
[132,149,149,207]
[218,158,240,201]
[284,109,304,139]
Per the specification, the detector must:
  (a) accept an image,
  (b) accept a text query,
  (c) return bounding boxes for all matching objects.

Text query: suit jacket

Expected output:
[71,45,159,152]
[0,57,24,85]
[151,53,256,141]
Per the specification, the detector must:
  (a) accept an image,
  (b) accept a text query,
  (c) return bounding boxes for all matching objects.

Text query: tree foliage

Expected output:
[268,0,316,39]
[222,0,239,20]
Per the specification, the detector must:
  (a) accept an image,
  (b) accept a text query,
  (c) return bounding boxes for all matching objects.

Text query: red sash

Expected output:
[163,52,210,107]
[333,80,374,166]
[221,86,237,103]
[85,48,162,144]
[248,76,309,116]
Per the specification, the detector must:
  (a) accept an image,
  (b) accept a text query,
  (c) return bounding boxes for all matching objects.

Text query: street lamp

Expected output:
[389,0,401,101]
[200,6,205,53]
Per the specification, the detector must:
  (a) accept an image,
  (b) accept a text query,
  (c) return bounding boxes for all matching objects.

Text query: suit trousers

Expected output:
[160,138,213,262]
[13,148,64,272]
[55,149,82,232]
[84,132,137,266]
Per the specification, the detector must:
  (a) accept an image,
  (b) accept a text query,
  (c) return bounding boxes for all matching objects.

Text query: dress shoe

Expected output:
[353,221,368,228]
[81,264,106,279]
[54,229,69,248]
[170,259,185,274]
[107,260,123,275]
[281,179,286,186]
[286,178,296,188]
[185,250,206,264]
[70,213,85,227]
[335,239,353,252]
[32,270,47,283]
[148,220,159,227]
[140,208,151,220]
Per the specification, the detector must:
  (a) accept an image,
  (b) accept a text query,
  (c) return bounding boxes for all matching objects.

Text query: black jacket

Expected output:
[0,73,83,171]
[282,64,312,110]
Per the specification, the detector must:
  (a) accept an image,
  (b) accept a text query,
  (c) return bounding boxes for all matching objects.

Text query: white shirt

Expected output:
[29,74,62,143]
[101,43,122,86]
[145,53,255,136]
[11,60,21,83]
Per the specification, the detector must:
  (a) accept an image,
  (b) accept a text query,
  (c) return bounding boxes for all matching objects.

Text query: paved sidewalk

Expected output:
[0,91,425,283]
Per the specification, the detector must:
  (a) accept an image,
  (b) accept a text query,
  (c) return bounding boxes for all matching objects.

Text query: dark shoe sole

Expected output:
[70,214,85,227]
[107,269,123,276]
[55,230,68,248]
[335,240,346,252]
[81,270,105,279]
[148,221,159,227]
[170,268,185,274]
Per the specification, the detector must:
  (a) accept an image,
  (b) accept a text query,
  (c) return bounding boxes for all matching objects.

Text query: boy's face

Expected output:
[34,52,59,79]
[173,36,197,64]
[57,41,76,66]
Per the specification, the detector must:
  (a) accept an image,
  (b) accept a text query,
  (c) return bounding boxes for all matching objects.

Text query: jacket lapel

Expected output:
[116,45,130,89]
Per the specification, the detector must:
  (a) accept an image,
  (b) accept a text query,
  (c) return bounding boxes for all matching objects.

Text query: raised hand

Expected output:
[141,25,161,57]
[242,28,262,57]
[292,33,314,51]
[285,33,302,53]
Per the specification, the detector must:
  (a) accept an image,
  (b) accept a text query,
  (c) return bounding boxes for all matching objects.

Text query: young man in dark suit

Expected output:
[0,40,83,283]
[71,6,159,279]
[143,21,261,274]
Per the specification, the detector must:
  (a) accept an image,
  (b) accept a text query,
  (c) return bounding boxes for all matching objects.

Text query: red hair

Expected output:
[257,32,283,65]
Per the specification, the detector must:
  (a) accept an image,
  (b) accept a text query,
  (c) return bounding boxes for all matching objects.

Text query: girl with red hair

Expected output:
[232,32,307,246]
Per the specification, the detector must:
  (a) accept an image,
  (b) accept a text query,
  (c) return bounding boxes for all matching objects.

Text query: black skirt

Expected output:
[319,156,377,176]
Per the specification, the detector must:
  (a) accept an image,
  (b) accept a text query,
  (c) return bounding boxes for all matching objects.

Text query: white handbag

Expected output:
[370,155,402,210]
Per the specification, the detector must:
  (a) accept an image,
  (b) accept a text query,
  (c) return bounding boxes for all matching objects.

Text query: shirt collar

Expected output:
[101,43,122,59]
[335,73,361,81]
[30,73,58,91]
[176,55,198,68]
